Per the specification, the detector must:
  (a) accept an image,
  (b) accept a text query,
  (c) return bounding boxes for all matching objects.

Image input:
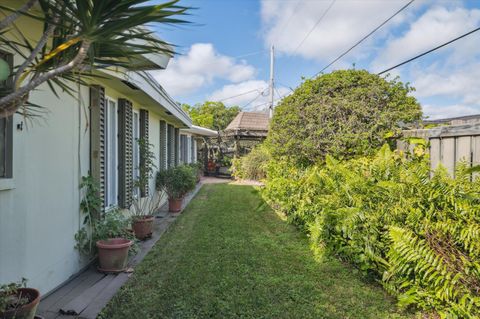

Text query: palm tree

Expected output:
[0,0,189,118]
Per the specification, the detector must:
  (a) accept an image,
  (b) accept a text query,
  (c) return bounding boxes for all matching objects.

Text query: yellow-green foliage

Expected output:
[231,145,270,181]
[262,145,480,317]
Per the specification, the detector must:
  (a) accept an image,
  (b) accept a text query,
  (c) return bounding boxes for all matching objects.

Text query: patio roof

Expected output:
[224,112,269,137]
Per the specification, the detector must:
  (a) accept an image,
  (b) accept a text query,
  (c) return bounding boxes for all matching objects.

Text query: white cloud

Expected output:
[208,80,290,111]
[261,0,419,62]
[373,6,480,70]
[423,104,480,120]
[152,43,256,96]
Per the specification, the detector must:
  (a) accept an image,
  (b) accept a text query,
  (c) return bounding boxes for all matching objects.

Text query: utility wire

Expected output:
[378,26,480,75]
[243,88,268,110]
[216,88,263,103]
[315,0,415,77]
[272,0,302,45]
[292,0,336,55]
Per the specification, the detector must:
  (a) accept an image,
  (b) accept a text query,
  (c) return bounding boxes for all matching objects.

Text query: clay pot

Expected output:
[96,238,133,273]
[1,288,40,319]
[132,215,154,240]
[168,197,183,213]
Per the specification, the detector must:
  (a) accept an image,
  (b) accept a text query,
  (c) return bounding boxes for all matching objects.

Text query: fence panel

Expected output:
[401,123,480,176]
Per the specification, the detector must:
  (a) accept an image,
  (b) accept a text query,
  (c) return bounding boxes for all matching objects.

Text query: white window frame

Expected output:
[132,110,140,197]
[105,97,118,209]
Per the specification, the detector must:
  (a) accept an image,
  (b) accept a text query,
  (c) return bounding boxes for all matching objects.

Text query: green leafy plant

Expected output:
[75,176,137,256]
[182,101,240,131]
[262,145,480,317]
[0,278,28,314]
[231,144,270,181]
[156,165,196,199]
[265,69,422,166]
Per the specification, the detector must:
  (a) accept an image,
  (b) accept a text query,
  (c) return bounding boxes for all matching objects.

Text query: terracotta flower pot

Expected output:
[168,197,183,213]
[132,215,154,240]
[1,288,40,319]
[96,238,132,273]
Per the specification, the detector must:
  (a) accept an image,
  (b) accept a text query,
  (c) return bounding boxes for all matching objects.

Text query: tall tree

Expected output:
[182,101,240,131]
[0,0,189,118]
[266,69,422,166]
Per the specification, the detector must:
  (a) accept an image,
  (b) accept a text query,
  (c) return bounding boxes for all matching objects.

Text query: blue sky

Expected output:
[151,0,480,119]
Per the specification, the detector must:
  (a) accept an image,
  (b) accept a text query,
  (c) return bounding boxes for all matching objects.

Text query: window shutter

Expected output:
[175,128,180,166]
[190,137,195,163]
[167,124,174,168]
[118,98,133,208]
[159,120,167,170]
[139,109,149,197]
[89,85,106,212]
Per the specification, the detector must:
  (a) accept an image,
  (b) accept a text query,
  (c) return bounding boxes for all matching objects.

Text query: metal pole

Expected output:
[269,45,274,118]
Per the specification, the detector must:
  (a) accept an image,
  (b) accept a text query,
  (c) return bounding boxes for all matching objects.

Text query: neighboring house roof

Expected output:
[425,114,480,126]
[224,112,269,137]
[181,125,218,137]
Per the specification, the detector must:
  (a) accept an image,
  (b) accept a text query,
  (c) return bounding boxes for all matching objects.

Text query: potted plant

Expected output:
[75,176,136,273]
[0,279,40,319]
[95,210,135,273]
[189,162,203,183]
[130,139,163,240]
[156,165,196,213]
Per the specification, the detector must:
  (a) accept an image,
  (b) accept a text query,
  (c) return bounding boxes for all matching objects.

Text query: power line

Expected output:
[243,88,268,109]
[292,0,336,55]
[377,26,480,75]
[314,0,415,77]
[216,88,263,103]
[272,0,302,45]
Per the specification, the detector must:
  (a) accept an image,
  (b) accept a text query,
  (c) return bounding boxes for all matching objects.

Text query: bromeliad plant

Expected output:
[130,138,164,239]
[130,138,164,219]
[0,0,189,118]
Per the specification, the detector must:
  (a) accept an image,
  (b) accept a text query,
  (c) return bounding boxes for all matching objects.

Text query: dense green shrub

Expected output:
[156,165,197,199]
[231,144,270,181]
[266,70,422,166]
[262,145,480,317]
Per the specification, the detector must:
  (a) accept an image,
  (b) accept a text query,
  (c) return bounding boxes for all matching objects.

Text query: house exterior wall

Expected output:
[0,30,185,297]
[0,83,91,294]
[0,78,186,294]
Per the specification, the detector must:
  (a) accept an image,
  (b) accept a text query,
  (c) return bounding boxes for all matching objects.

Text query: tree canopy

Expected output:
[266,69,422,166]
[182,101,240,131]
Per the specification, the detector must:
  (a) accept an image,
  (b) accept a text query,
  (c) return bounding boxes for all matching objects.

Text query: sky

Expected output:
[150,0,480,120]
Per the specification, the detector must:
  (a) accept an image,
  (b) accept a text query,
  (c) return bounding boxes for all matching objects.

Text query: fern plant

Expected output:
[262,144,480,317]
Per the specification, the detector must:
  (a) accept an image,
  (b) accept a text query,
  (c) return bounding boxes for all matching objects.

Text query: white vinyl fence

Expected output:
[398,123,480,176]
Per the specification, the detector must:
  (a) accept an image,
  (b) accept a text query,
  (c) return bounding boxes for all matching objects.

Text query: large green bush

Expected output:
[231,144,270,181]
[266,70,422,166]
[262,146,480,317]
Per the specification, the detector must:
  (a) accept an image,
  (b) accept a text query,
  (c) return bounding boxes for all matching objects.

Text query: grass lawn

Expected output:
[100,184,411,319]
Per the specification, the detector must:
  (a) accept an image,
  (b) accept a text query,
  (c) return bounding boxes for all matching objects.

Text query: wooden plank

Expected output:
[78,273,130,319]
[429,138,441,172]
[59,274,116,316]
[441,138,456,176]
[48,271,105,313]
[456,136,471,164]
[38,266,99,312]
